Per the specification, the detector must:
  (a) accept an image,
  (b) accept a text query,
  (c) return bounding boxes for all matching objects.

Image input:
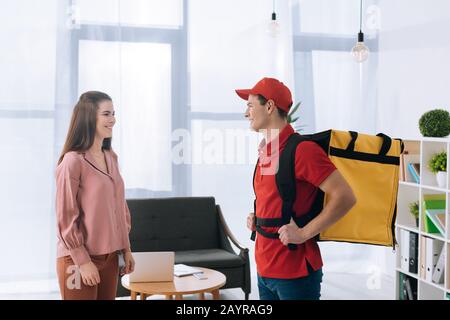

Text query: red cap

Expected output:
[235,77,293,112]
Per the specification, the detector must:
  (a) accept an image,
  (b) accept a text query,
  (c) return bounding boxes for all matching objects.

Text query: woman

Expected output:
[55,91,135,300]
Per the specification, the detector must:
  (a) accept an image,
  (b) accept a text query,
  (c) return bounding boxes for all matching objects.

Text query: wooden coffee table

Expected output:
[121,267,226,300]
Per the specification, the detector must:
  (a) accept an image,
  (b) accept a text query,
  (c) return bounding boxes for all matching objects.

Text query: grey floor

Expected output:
[0,272,394,300]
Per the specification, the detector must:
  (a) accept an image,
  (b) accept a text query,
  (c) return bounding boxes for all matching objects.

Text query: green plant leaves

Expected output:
[419,109,450,137]
[428,151,447,173]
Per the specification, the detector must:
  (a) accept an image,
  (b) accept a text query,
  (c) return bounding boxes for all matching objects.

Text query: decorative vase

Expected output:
[436,171,447,188]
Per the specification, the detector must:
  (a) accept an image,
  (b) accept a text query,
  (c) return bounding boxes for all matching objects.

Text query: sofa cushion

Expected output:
[128,197,220,251]
[175,249,246,269]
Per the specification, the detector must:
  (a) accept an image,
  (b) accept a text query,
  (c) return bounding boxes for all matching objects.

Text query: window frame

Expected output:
[69,0,189,197]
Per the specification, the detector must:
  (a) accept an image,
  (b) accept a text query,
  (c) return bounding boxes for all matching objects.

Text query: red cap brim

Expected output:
[235,89,252,101]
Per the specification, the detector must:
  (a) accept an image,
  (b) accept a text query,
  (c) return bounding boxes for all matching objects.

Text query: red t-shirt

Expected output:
[254,125,336,279]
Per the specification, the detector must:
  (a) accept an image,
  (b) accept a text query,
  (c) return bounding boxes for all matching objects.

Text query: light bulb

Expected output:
[267,12,280,37]
[351,32,369,63]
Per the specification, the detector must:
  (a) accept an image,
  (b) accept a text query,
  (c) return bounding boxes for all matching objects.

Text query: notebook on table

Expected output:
[174,264,203,277]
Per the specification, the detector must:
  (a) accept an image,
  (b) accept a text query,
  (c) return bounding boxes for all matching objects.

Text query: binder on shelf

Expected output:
[404,276,417,300]
[419,236,426,279]
[399,272,406,300]
[431,246,445,284]
[425,237,444,282]
[408,231,418,274]
[400,229,410,272]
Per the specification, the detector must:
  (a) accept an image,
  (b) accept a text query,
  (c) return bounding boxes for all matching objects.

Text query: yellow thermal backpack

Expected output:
[251,130,403,249]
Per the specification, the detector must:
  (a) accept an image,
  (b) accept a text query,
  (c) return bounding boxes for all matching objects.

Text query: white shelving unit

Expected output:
[395,137,450,300]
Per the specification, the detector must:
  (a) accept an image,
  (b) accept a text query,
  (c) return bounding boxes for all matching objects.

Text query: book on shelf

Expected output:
[399,154,405,181]
[425,209,446,237]
[399,141,420,182]
[422,194,446,234]
[403,154,420,183]
[423,194,446,208]
[407,163,420,183]
[412,163,420,176]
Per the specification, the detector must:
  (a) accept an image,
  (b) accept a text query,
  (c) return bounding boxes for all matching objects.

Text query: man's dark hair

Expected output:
[257,94,288,119]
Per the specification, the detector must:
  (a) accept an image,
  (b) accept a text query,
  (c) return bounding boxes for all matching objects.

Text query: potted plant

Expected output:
[288,102,306,132]
[408,201,419,227]
[428,151,447,188]
[419,109,450,137]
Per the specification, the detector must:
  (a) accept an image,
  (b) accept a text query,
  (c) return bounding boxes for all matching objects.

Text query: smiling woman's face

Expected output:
[96,100,116,139]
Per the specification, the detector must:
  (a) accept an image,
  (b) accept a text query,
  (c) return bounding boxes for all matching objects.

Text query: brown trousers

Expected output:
[57,252,118,300]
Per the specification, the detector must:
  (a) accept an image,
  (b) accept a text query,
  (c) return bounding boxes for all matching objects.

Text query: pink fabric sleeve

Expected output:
[55,153,91,266]
[111,149,132,253]
[124,203,132,252]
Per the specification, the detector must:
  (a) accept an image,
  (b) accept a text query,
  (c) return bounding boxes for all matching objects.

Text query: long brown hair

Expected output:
[58,91,112,165]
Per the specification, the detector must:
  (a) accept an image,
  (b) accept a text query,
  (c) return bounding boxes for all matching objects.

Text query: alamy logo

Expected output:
[171,125,280,175]
[366,265,381,290]
[66,265,82,290]
[66,4,80,30]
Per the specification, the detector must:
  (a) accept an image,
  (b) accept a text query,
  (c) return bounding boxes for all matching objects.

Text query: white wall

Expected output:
[376,0,450,277]
[376,0,450,140]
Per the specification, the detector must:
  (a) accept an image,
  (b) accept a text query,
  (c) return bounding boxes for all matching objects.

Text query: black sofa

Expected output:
[116,197,251,299]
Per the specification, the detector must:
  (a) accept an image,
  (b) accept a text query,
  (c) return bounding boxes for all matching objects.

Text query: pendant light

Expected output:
[267,0,280,37]
[351,0,369,63]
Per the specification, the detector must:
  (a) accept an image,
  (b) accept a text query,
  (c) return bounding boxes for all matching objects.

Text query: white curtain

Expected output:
[0,0,58,288]
[291,0,393,276]
[0,0,182,295]
[188,0,296,280]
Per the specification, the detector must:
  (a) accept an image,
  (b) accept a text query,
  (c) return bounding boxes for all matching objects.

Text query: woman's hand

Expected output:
[79,261,100,286]
[121,251,135,275]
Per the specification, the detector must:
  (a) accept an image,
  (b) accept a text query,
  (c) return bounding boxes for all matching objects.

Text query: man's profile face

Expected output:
[244,94,269,132]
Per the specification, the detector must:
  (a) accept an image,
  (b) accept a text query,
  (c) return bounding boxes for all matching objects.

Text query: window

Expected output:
[291,0,379,134]
[71,0,188,197]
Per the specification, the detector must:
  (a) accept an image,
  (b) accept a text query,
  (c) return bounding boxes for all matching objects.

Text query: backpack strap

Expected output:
[275,133,326,247]
[251,132,327,249]
[250,159,258,242]
[275,133,304,250]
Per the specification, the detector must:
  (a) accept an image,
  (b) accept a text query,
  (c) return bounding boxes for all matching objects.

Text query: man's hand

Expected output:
[79,261,100,286]
[121,251,135,275]
[247,212,256,231]
[278,218,306,246]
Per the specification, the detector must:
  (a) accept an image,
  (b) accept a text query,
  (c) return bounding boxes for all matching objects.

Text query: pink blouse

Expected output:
[55,149,131,266]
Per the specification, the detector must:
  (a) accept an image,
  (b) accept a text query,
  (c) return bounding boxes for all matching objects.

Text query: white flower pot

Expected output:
[436,171,447,188]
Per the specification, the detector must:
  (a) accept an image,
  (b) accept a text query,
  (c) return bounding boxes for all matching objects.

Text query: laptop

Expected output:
[129,251,175,283]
